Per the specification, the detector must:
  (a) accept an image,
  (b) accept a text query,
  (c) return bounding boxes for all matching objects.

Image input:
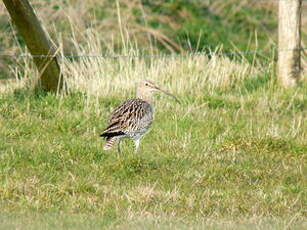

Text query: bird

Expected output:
[100,80,179,154]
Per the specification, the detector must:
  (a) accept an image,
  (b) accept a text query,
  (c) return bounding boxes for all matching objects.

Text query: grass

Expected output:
[0,49,306,228]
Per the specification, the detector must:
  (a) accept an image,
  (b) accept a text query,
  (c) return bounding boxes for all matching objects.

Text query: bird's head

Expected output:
[137,80,179,103]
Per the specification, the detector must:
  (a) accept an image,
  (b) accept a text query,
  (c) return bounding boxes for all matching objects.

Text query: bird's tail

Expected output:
[103,137,117,150]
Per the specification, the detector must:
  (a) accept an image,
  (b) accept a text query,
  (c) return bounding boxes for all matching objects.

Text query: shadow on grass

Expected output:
[204,95,241,110]
[0,213,306,230]
[239,74,271,95]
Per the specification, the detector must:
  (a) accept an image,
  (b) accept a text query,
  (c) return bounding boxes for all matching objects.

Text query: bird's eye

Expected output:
[145,83,149,86]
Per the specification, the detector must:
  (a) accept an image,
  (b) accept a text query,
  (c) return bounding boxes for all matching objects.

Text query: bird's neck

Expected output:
[137,90,153,103]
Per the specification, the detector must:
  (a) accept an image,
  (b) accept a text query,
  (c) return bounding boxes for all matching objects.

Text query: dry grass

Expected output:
[1,0,306,79]
[61,30,259,98]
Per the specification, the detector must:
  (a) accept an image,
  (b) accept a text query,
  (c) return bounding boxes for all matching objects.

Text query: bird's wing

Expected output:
[100,99,148,137]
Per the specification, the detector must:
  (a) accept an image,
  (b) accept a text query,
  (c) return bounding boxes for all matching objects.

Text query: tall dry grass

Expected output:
[2,0,306,81]
[0,0,305,94]
[61,30,260,99]
[0,25,263,100]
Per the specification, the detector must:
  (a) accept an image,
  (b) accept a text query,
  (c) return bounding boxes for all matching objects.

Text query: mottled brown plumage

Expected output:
[100,80,178,153]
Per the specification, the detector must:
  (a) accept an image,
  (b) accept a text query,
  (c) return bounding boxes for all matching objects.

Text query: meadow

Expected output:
[0,0,307,229]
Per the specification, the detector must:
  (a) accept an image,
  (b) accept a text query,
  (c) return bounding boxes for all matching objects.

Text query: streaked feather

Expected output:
[100,98,153,139]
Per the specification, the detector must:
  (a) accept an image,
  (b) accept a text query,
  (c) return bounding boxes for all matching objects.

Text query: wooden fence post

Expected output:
[278,0,302,87]
[2,0,63,92]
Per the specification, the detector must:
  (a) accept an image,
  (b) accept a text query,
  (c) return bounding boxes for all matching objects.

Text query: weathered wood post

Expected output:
[278,0,302,87]
[2,0,63,92]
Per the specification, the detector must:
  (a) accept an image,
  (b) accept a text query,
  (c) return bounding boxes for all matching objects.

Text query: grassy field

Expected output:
[0,46,306,229]
[0,0,307,229]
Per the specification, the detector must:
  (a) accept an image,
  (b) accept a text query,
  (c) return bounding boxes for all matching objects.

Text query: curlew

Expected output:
[100,80,178,153]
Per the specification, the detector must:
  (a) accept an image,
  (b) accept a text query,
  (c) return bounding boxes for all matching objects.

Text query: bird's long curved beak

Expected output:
[156,87,180,103]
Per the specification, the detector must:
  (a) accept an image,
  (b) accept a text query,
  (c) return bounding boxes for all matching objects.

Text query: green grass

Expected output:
[0,78,306,229]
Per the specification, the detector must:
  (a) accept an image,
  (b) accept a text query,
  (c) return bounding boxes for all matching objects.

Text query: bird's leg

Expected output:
[134,139,140,154]
[117,138,122,154]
